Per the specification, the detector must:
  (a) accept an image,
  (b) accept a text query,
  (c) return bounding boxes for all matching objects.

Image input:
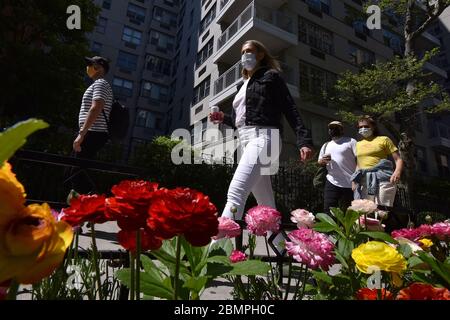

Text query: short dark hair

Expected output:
[357,115,379,136]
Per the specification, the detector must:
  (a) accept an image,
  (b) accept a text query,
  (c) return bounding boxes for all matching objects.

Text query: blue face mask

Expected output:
[359,128,373,138]
[241,53,257,71]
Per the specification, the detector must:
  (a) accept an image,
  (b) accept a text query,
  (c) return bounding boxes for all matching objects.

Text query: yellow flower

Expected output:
[0,162,26,225]
[351,241,407,274]
[0,163,73,284]
[418,238,433,250]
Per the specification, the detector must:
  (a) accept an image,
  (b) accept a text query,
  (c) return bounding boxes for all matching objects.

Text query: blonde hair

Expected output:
[241,40,281,79]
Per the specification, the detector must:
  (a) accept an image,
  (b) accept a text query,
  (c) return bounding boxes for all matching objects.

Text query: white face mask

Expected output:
[241,52,257,71]
[359,128,373,138]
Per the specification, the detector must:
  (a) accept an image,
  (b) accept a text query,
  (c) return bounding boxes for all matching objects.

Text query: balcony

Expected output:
[213,1,297,65]
[429,121,450,150]
[416,31,441,52]
[209,60,299,107]
[217,0,287,24]
[423,61,448,79]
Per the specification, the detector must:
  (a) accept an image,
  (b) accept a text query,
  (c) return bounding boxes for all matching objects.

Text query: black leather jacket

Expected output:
[223,66,313,149]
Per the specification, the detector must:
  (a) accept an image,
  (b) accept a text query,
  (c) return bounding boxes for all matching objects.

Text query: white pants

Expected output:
[221,126,281,220]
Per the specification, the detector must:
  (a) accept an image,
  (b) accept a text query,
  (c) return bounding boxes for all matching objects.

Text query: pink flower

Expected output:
[430,222,450,240]
[290,209,315,229]
[230,250,247,263]
[392,227,422,241]
[285,228,335,271]
[349,199,378,214]
[358,216,385,231]
[244,205,281,236]
[213,217,242,240]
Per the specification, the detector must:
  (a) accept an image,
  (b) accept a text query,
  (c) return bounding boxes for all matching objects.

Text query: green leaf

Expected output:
[183,276,209,293]
[0,119,49,165]
[316,213,338,227]
[417,252,450,286]
[181,237,208,276]
[208,238,234,257]
[337,238,354,259]
[141,254,166,280]
[408,256,425,269]
[150,249,190,275]
[311,270,333,285]
[225,260,271,276]
[330,207,345,226]
[359,231,398,244]
[397,243,413,258]
[334,251,349,269]
[343,209,361,234]
[207,255,231,265]
[115,269,173,300]
[206,263,233,278]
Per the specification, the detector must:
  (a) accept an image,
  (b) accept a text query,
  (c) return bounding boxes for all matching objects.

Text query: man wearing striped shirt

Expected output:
[73,56,113,159]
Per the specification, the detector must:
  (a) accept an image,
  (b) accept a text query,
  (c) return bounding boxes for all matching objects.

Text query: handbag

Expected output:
[313,142,329,190]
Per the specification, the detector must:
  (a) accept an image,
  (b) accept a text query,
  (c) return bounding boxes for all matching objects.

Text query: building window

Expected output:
[149,30,175,53]
[102,0,111,9]
[117,51,138,71]
[136,109,164,130]
[348,42,375,66]
[383,28,403,55]
[298,17,333,54]
[96,17,107,34]
[436,152,450,178]
[145,55,171,76]
[193,76,211,105]
[199,4,216,35]
[344,4,371,37]
[113,77,133,97]
[153,6,177,29]
[127,3,146,24]
[122,26,142,45]
[91,42,102,55]
[196,38,214,68]
[299,60,336,104]
[141,81,169,102]
[305,0,331,15]
[415,146,428,173]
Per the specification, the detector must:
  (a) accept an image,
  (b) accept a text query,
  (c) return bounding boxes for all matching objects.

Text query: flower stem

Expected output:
[264,236,277,298]
[136,229,141,301]
[293,264,304,300]
[300,266,309,300]
[129,251,135,300]
[90,224,103,300]
[173,236,182,300]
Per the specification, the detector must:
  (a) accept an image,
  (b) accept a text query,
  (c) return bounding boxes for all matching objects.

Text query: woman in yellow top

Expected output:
[352,116,404,207]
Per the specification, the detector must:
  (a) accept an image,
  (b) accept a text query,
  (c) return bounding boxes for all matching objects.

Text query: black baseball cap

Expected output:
[85,56,110,73]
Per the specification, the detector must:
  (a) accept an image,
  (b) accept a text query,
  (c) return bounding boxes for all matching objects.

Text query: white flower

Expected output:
[349,199,378,214]
[290,209,315,229]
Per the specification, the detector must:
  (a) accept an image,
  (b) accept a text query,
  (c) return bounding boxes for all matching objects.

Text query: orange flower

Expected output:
[0,163,73,284]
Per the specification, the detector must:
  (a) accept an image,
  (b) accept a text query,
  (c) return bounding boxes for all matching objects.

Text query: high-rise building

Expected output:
[190,0,448,176]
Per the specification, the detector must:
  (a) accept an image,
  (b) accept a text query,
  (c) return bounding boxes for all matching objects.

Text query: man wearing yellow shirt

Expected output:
[352,116,404,207]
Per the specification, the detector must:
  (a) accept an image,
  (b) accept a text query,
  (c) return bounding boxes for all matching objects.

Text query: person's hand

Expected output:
[73,133,84,153]
[300,147,313,162]
[318,158,330,166]
[390,171,401,184]
[209,111,224,124]
[352,181,357,191]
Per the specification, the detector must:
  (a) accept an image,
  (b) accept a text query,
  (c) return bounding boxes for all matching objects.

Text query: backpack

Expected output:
[102,100,129,141]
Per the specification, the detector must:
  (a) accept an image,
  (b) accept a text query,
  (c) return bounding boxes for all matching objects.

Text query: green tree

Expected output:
[330,0,450,210]
[0,0,101,153]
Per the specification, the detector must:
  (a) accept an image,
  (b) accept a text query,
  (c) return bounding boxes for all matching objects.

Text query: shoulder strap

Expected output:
[323,141,329,153]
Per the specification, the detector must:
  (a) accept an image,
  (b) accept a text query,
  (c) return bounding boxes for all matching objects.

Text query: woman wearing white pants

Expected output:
[210,40,313,245]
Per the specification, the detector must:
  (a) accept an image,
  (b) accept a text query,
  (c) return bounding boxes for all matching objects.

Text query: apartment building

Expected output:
[87,0,196,157]
[190,0,449,177]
